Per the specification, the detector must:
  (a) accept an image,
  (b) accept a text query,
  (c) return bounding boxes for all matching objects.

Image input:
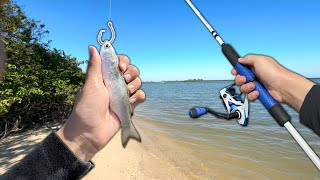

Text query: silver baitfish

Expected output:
[98,22,141,147]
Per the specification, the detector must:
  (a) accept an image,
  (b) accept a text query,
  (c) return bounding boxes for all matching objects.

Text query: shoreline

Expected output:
[1,115,319,179]
[84,127,191,179]
[0,119,191,179]
[142,78,320,83]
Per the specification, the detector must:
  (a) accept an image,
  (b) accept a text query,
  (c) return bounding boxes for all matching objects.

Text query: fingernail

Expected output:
[241,76,246,82]
[124,74,132,82]
[249,84,254,90]
[121,63,126,71]
[129,97,136,103]
[129,84,134,92]
[239,58,244,62]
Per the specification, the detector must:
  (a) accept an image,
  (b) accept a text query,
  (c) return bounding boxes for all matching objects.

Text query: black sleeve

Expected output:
[300,85,320,136]
[1,132,94,180]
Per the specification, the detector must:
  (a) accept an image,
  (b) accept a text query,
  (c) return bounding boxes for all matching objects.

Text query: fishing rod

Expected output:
[185,0,320,170]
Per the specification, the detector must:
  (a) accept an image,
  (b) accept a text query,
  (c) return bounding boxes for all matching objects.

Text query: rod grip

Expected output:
[222,43,291,126]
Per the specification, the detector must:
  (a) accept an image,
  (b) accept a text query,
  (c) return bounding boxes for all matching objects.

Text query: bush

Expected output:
[0,0,85,138]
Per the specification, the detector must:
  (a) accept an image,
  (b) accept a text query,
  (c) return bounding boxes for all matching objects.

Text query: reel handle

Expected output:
[222,43,291,126]
[189,107,207,118]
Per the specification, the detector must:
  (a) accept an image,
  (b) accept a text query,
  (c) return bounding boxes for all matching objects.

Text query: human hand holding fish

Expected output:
[57,46,145,162]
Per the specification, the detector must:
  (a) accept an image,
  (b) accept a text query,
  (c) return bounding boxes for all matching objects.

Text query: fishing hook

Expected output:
[98,21,116,45]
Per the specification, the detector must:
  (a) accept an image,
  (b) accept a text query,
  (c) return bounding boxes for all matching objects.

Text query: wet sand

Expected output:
[2,115,319,179]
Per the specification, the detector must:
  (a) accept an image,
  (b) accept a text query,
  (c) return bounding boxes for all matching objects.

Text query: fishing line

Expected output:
[108,0,112,21]
[98,0,115,45]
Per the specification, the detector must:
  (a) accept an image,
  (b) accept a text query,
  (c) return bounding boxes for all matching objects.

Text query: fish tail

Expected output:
[121,122,141,148]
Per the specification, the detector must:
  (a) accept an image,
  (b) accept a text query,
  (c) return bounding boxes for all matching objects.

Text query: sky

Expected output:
[15,0,320,82]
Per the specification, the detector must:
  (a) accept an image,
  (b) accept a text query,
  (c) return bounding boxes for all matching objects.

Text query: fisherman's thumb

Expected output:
[86,46,103,83]
[239,54,261,67]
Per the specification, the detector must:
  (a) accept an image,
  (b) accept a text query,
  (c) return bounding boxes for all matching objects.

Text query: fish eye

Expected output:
[105,44,110,49]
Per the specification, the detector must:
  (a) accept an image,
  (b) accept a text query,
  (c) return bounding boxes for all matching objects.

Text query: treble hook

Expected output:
[98,21,116,45]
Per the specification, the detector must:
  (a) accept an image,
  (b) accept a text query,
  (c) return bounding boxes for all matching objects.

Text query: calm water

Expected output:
[134,80,320,179]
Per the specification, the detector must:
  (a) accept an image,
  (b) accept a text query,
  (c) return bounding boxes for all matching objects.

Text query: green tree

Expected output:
[0,0,85,138]
[0,39,5,80]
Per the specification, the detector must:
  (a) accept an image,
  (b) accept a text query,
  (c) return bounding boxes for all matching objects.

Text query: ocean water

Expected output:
[134,80,320,179]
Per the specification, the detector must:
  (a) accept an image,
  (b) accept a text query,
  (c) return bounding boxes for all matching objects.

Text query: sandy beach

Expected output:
[83,130,190,180]
[1,109,319,179]
[0,120,190,180]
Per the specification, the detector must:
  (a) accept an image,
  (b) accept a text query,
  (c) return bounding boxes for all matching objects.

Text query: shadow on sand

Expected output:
[0,120,65,174]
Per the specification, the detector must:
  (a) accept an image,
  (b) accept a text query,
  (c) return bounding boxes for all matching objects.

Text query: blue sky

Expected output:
[16,0,320,82]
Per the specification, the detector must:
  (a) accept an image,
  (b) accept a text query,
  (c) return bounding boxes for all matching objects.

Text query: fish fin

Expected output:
[121,122,141,148]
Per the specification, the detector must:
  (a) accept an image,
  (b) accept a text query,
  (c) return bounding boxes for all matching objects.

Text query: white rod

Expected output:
[284,122,320,170]
[185,0,225,45]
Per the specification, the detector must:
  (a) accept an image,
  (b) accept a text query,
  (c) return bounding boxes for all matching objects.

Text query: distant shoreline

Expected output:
[143,78,320,83]
[144,80,233,83]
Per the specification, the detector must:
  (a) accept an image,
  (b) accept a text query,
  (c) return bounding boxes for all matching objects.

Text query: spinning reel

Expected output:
[189,84,249,126]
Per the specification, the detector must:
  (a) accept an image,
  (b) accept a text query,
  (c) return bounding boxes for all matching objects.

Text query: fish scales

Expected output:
[100,40,141,147]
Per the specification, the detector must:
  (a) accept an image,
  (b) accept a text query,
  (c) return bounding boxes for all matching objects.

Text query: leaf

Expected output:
[0,0,85,137]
